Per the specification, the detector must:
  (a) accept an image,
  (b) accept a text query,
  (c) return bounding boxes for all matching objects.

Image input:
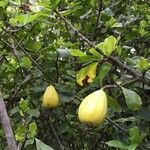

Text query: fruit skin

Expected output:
[42,85,59,108]
[78,89,107,124]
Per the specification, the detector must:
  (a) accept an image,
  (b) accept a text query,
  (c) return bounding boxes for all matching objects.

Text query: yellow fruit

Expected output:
[78,89,107,124]
[42,85,59,108]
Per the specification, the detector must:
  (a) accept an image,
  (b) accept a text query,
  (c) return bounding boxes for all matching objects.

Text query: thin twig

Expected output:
[48,115,65,150]
[54,10,150,86]
[102,84,118,90]
[95,0,103,27]
[53,10,94,46]
[10,36,55,83]
[105,117,129,136]
[10,40,26,78]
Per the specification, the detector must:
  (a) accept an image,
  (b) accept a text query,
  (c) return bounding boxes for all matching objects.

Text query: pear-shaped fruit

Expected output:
[78,89,107,124]
[42,85,59,108]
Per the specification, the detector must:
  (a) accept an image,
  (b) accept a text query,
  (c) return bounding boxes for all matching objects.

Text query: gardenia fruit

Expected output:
[78,89,107,124]
[42,85,59,108]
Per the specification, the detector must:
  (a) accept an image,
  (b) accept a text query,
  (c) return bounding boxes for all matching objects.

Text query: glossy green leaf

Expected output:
[78,55,99,63]
[98,62,112,86]
[24,139,35,147]
[19,98,29,112]
[90,0,96,7]
[29,122,37,135]
[21,56,32,68]
[106,140,137,150]
[106,17,120,28]
[0,0,7,7]
[27,41,42,52]
[10,106,20,116]
[27,109,40,118]
[121,87,142,111]
[70,49,86,57]
[129,126,146,145]
[89,48,102,58]
[105,140,127,149]
[50,0,60,8]
[15,124,27,142]
[96,36,117,56]
[9,13,39,26]
[36,138,54,150]
[107,96,122,112]
[136,57,150,71]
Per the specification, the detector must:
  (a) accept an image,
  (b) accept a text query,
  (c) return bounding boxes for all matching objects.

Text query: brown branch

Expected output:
[102,84,118,90]
[54,10,150,86]
[0,26,20,36]
[53,10,94,46]
[0,97,17,150]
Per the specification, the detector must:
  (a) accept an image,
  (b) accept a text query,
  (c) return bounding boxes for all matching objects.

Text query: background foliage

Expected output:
[0,0,150,149]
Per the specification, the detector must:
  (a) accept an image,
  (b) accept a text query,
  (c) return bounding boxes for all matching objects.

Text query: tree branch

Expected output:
[95,0,103,28]
[105,117,129,136]
[54,10,150,86]
[0,97,17,150]
[3,36,55,83]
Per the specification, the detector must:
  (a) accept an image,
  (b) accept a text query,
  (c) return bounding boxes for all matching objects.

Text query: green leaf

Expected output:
[78,55,99,63]
[21,56,32,68]
[89,48,102,58]
[29,122,37,133]
[105,140,128,149]
[126,144,138,150]
[27,41,42,52]
[136,57,150,71]
[10,106,20,116]
[9,13,39,26]
[27,109,40,118]
[24,139,35,147]
[107,96,122,112]
[106,140,137,150]
[29,122,37,137]
[19,98,29,112]
[121,87,142,111]
[36,138,54,150]
[59,91,75,102]
[76,62,98,86]
[98,62,112,86]
[15,124,27,142]
[70,49,86,57]
[96,36,117,56]
[129,126,146,145]
[50,0,60,8]
[106,17,117,27]
[90,0,96,7]
[0,0,7,7]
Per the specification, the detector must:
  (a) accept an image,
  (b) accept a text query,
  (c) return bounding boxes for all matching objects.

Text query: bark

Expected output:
[0,97,17,150]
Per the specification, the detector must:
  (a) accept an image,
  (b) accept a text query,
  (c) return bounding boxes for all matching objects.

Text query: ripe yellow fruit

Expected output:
[78,89,107,125]
[42,85,59,108]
